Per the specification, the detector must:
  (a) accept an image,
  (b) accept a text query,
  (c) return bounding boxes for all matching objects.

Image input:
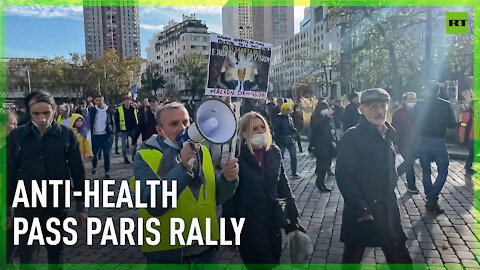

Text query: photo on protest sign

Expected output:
[206,33,271,99]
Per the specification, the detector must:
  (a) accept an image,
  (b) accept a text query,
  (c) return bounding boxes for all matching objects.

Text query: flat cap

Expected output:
[360,88,390,104]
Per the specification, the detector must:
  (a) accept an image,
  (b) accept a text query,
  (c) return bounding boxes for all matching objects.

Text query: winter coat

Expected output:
[223,143,300,262]
[342,103,360,132]
[391,106,416,148]
[70,113,93,158]
[132,106,157,143]
[7,122,86,216]
[88,106,115,135]
[333,105,344,129]
[273,114,297,146]
[336,116,407,247]
[292,110,304,131]
[309,114,334,169]
[115,105,138,132]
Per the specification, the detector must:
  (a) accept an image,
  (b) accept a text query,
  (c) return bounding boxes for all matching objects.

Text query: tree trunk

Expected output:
[387,42,402,100]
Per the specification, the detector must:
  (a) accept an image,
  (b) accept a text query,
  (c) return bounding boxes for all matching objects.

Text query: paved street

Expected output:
[32,141,478,267]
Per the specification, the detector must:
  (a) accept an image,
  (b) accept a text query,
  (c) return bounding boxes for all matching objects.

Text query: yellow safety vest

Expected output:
[130,145,219,253]
[57,115,63,124]
[118,105,138,131]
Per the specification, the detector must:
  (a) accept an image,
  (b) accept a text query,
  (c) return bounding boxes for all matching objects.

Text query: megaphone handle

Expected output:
[230,101,241,158]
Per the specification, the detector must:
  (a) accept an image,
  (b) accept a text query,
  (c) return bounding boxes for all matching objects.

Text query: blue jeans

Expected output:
[92,134,111,173]
[418,137,449,200]
[280,143,297,175]
[121,130,135,159]
[466,140,474,170]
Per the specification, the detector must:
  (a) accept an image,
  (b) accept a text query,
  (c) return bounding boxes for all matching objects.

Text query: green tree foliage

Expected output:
[140,62,166,99]
[6,50,141,104]
[174,52,208,100]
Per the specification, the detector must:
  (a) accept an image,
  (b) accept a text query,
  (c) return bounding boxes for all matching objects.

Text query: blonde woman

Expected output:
[223,111,304,268]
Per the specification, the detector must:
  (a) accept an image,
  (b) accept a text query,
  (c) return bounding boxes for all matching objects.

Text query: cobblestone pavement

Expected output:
[32,141,478,267]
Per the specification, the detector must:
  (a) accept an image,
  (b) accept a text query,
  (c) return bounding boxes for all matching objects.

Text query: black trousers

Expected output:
[16,210,66,268]
[397,145,417,190]
[342,243,412,269]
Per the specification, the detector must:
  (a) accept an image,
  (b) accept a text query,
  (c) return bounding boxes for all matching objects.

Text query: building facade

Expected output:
[146,14,210,100]
[269,7,341,98]
[251,6,294,45]
[83,5,141,59]
[222,1,254,40]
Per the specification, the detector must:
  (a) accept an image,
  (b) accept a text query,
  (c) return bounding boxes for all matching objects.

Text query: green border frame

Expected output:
[0,0,478,269]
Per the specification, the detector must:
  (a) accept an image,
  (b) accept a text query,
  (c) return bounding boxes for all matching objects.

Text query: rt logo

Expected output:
[446,12,469,34]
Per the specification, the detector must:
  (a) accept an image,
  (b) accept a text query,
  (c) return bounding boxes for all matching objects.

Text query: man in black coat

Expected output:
[336,88,412,264]
[7,91,87,264]
[132,97,158,146]
[342,92,360,132]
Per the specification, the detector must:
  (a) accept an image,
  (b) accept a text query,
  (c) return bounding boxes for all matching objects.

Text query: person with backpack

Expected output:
[7,91,87,265]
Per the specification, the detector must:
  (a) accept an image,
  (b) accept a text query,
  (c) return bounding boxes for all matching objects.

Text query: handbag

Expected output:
[288,230,313,263]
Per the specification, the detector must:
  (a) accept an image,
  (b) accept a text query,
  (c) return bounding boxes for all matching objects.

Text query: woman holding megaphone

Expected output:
[223,111,306,268]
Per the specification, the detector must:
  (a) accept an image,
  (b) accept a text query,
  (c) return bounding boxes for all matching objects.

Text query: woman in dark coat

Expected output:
[223,111,304,269]
[309,101,334,192]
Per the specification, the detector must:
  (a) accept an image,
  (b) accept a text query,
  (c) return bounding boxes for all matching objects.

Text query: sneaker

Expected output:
[466,168,474,175]
[104,173,111,179]
[124,158,131,164]
[290,174,302,180]
[92,168,96,174]
[407,187,420,194]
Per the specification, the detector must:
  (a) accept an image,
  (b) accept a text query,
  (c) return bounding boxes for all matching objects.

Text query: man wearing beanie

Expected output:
[336,88,412,264]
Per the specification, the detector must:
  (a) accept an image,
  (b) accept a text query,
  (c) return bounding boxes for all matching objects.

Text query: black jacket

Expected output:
[309,114,334,167]
[342,103,360,131]
[292,110,304,131]
[333,105,344,129]
[7,122,86,216]
[336,116,407,247]
[413,97,456,139]
[115,105,138,132]
[273,114,297,146]
[132,106,157,143]
[223,143,300,234]
[89,106,115,136]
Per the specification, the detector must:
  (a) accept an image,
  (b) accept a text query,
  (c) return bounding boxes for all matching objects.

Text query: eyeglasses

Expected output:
[365,103,388,111]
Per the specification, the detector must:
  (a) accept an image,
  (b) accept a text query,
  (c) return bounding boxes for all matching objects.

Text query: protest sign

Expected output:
[206,33,272,99]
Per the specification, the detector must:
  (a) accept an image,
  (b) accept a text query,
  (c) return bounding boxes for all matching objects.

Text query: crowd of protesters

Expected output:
[4,79,475,267]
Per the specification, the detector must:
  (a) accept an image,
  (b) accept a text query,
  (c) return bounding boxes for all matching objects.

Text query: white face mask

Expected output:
[250,133,267,148]
[406,102,416,109]
[32,118,53,130]
[320,109,329,116]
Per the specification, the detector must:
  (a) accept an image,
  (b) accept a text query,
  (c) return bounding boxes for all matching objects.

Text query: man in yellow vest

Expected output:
[133,102,239,264]
[115,96,138,164]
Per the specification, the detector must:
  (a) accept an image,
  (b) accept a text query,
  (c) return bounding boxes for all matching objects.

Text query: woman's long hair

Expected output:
[237,111,273,154]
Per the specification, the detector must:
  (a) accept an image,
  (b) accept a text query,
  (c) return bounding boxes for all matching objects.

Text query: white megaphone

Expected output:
[176,99,237,145]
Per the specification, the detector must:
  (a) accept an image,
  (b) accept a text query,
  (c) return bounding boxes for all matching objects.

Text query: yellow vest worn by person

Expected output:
[130,145,219,253]
[118,105,138,131]
[57,115,63,124]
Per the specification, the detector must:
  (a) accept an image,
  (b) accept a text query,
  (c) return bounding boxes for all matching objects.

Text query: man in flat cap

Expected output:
[336,88,412,264]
